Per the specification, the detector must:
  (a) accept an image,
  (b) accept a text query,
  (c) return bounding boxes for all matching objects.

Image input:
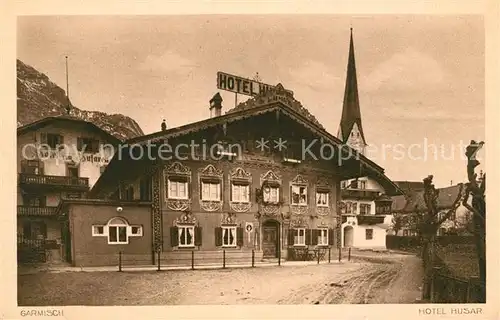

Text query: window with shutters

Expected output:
[365,229,373,240]
[317,229,329,246]
[222,226,237,247]
[139,176,152,201]
[77,137,100,153]
[168,178,189,199]
[291,185,307,205]
[201,181,220,201]
[178,225,195,247]
[262,185,279,203]
[293,228,306,246]
[315,191,329,207]
[231,183,249,203]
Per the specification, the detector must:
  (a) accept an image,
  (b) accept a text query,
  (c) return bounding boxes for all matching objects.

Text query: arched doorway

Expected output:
[343,226,354,247]
[262,220,280,258]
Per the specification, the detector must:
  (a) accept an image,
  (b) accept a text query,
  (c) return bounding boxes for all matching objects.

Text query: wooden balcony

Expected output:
[19,173,89,190]
[17,206,58,217]
[341,188,380,200]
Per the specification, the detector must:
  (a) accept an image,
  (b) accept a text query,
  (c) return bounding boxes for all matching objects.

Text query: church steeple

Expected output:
[338,28,367,154]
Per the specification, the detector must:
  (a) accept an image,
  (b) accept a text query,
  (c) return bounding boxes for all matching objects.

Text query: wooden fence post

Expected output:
[191,250,195,270]
[338,247,342,262]
[157,250,161,271]
[223,250,226,269]
[118,251,122,272]
[328,247,331,263]
[252,250,255,268]
[348,247,351,261]
[430,266,441,302]
[317,249,320,264]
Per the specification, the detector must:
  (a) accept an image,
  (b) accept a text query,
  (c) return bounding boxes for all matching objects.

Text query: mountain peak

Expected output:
[17,59,144,141]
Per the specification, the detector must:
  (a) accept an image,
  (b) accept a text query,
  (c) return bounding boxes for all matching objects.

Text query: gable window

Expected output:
[201,181,221,201]
[262,185,279,203]
[365,229,373,240]
[168,177,189,200]
[77,137,100,153]
[178,225,195,247]
[359,203,372,215]
[293,228,306,246]
[291,185,307,205]
[231,183,249,203]
[317,229,329,246]
[316,191,329,207]
[44,133,64,149]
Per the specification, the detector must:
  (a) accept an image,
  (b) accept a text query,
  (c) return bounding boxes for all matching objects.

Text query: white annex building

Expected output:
[337,29,400,249]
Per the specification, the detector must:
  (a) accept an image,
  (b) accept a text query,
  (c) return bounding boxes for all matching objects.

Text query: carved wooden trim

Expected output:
[151,167,162,251]
[166,199,191,211]
[316,175,331,187]
[165,161,191,176]
[230,167,252,181]
[290,205,308,215]
[221,212,238,225]
[201,200,223,212]
[260,203,280,216]
[316,206,330,216]
[290,217,308,228]
[174,212,197,225]
[199,164,223,178]
[291,174,308,185]
[260,170,282,185]
[230,202,251,213]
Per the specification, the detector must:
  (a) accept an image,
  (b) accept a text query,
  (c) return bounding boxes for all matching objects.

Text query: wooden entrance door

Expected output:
[262,220,279,258]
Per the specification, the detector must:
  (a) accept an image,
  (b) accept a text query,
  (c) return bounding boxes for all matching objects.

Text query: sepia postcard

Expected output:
[1,1,499,319]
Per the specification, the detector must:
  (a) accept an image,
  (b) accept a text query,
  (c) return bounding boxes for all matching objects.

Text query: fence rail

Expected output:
[117,247,349,272]
[431,267,485,303]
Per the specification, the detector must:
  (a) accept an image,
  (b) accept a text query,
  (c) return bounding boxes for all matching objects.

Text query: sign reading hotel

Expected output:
[217,71,293,97]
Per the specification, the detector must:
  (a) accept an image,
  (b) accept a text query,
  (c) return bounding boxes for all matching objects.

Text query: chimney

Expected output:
[209,92,223,118]
[161,119,167,131]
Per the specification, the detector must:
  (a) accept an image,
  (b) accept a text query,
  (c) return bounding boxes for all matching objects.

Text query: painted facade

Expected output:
[17,116,120,264]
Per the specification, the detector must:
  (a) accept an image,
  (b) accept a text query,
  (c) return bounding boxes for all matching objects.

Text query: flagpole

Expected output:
[65,56,70,114]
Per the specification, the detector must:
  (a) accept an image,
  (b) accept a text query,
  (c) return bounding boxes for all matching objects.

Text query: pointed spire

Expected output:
[338,28,366,145]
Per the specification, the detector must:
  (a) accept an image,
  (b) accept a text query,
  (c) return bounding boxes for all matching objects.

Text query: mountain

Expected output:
[17,59,144,141]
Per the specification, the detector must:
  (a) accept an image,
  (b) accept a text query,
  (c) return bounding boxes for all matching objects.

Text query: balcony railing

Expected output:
[19,173,89,188]
[341,188,380,200]
[17,206,58,216]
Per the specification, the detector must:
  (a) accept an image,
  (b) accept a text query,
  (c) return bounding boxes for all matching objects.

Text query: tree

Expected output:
[390,212,405,235]
[416,175,464,300]
[462,140,486,290]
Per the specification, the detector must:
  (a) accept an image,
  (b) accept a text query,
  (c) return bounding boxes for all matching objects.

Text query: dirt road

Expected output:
[18,252,423,305]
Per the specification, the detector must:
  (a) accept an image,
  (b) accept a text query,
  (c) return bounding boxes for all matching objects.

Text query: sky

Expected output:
[17,15,485,188]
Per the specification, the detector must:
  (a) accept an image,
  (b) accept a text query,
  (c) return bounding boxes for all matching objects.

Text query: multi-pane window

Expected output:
[317,229,329,246]
[365,229,373,240]
[222,226,237,247]
[359,203,372,215]
[231,184,249,202]
[169,179,188,199]
[316,191,329,207]
[109,224,127,244]
[178,225,195,247]
[293,228,306,246]
[263,186,279,203]
[291,185,307,205]
[343,201,357,214]
[201,181,220,201]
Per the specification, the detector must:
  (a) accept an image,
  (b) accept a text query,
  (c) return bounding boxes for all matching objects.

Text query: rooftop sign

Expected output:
[217,71,293,97]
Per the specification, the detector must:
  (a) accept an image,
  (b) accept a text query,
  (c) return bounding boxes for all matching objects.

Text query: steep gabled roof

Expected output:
[93,87,403,197]
[17,115,122,145]
[338,28,366,144]
[391,184,463,213]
